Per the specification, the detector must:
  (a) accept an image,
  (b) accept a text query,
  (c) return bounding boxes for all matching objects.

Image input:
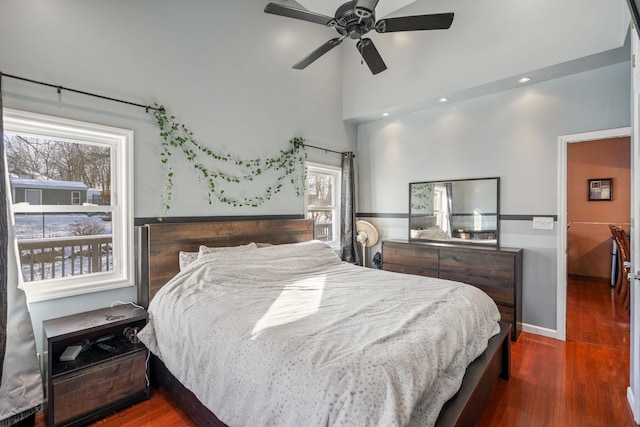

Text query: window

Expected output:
[24,189,42,205]
[433,185,449,233]
[4,109,134,302]
[305,162,341,248]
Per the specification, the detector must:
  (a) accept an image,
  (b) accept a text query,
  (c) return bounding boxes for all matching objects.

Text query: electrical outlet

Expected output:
[532,217,554,230]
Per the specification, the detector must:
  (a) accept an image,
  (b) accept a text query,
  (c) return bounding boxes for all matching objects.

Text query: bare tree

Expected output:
[5,135,59,178]
[6,134,111,201]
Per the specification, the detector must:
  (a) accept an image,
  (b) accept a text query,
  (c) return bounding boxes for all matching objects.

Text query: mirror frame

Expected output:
[408,177,500,247]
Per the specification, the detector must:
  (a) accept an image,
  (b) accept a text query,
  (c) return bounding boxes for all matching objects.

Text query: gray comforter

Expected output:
[139,240,500,426]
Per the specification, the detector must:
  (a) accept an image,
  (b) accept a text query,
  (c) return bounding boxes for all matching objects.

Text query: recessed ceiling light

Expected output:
[382,112,390,117]
[518,77,531,83]
[438,97,449,103]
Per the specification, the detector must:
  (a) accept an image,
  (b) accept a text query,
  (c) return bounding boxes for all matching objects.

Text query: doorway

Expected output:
[566,136,631,342]
[566,136,631,363]
[557,127,631,341]
[556,128,638,421]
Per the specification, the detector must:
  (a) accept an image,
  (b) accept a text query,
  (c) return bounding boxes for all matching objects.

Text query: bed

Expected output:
[136,218,510,427]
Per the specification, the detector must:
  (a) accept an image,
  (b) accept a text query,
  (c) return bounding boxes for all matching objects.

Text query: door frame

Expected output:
[556,126,631,342]
[630,27,640,422]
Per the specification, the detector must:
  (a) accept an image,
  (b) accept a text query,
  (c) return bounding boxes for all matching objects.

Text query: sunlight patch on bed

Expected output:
[252,275,326,338]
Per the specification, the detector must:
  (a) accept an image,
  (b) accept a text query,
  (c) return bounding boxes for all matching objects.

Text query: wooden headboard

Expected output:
[136,219,314,307]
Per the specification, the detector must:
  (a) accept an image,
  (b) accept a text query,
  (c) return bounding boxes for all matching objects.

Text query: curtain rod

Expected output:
[303,143,353,156]
[0,72,160,113]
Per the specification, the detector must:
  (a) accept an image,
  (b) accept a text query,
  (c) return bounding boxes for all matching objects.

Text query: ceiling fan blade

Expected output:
[356,38,387,75]
[355,0,380,16]
[293,38,343,70]
[376,12,454,33]
[264,3,334,26]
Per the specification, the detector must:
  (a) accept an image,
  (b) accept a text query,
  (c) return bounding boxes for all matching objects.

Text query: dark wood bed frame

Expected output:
[137,218,511,427]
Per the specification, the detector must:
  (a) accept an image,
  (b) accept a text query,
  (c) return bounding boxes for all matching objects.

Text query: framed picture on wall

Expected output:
[588,178,613,201]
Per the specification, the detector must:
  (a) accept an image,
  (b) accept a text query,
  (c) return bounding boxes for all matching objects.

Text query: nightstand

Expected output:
[43,305,149,427]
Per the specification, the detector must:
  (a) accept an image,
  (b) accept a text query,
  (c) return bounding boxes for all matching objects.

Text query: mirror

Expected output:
[409,177,500,246]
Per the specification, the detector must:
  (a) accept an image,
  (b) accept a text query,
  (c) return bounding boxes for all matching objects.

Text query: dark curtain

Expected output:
[339,152,360,265]
[0,75,7,385]
[0,76,42,427]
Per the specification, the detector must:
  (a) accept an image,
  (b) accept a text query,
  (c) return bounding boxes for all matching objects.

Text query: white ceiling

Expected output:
[271,0,632,123]
[297,0,414,19]
[339,0,632,122]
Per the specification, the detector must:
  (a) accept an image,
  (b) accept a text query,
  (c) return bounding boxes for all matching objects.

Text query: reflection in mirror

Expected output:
[409,177,499,246]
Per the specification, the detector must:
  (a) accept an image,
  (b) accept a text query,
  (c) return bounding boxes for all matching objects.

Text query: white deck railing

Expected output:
[307,207,333,242]
[18,235,113,281]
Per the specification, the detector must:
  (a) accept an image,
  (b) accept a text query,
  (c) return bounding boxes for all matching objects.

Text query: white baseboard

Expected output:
[628,387,640,424]
[522,323,559,339]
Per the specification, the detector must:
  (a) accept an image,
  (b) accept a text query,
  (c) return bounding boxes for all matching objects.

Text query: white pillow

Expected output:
[411,227,450,240]
[178,251,199,272]
[198,242,258,257]
[180,243,259,272]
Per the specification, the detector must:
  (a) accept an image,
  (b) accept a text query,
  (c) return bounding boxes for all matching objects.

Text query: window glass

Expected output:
[3,109,133,301]
[305,162,341,247]
[14,212,113,282]
[24,189,41,205]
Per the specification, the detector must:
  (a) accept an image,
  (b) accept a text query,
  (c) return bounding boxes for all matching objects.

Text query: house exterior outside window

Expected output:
[305,162,341,249]
[24,189,42,205]
[3,109,134,302]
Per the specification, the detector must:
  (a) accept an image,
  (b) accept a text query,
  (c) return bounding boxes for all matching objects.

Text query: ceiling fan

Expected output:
[264,0,454,75]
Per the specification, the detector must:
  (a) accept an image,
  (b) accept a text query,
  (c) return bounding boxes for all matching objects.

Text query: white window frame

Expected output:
[305,162,341,249]
[4,108,134,302]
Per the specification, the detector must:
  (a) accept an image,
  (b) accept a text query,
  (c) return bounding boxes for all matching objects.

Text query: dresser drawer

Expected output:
[52,350,147,425]
[382,240,522,341]
[382,242,439,270]
[495,303,514,324]
[439,271,513,304]
[495,303,517,340]
[383,262,439,278]
[439,249,515,281]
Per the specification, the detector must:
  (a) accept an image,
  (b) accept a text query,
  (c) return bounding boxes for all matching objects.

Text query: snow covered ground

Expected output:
[13,213,111,239]
[14,213,113,281]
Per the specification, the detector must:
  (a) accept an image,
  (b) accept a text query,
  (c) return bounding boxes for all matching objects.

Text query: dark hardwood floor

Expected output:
[35,275,634,426]
[478,275,634,426]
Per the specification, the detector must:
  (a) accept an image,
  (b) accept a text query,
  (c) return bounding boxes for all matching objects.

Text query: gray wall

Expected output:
[0,0,354,352]
[356,62,631,331]
[451,180,496,214]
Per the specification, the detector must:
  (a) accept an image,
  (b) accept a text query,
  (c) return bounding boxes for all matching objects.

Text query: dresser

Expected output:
[382,240,523,341]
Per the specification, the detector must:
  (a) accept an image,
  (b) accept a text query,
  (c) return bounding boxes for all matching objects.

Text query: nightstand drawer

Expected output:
[52,350,147,425]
